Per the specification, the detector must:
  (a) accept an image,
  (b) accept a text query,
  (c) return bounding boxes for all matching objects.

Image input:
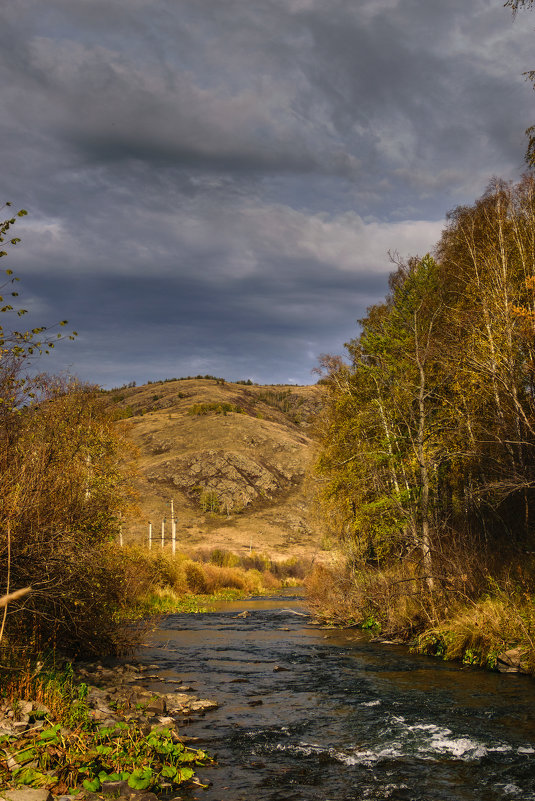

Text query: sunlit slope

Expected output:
[111,379,324,559]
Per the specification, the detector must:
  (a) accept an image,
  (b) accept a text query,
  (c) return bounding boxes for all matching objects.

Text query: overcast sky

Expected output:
[1,0,533,387]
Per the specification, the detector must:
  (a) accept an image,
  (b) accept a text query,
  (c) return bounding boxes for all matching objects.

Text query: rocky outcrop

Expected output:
[148,448,303,511]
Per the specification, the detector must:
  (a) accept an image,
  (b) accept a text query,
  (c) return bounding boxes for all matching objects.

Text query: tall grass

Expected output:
[114,546,309,618]
[305,559,535,673]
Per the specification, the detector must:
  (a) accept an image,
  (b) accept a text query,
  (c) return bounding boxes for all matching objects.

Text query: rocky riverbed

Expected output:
[0,661,219,801]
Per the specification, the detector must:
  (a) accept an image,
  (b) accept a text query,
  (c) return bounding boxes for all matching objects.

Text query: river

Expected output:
[140,590,535,801]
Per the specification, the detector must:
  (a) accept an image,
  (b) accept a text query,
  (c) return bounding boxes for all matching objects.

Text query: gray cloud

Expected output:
[0,0,533,386]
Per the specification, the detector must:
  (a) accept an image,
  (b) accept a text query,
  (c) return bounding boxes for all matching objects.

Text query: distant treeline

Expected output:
[107,376,310,392]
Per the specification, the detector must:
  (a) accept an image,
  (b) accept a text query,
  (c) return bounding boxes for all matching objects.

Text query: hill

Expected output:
[110,378,325,561]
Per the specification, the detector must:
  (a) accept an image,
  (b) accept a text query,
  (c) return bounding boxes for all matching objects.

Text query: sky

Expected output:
[1,0,533,388]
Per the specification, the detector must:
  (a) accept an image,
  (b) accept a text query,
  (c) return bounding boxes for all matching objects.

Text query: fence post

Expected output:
[161,518,165,550]
[148,521,152,550]
[172,516,176,556]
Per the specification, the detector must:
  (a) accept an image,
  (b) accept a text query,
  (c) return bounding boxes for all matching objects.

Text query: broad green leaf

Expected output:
[128,767,153,790]
[39,725,61,741]
[83,777,101,792]
[177,767,194,782]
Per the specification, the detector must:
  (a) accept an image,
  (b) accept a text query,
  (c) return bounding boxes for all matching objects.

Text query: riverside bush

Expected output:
[113,547,302,617]
[193,548,312,581]
[0,378,138,658]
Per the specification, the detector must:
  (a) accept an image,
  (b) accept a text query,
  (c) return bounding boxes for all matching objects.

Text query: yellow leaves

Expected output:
[511,304,535,319]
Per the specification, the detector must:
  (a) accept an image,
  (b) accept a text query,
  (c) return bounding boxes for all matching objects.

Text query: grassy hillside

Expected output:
[109,378,325,561]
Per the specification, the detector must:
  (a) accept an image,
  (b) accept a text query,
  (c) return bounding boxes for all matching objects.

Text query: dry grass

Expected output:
[116,545,299,612]
[305,559,434,634]
[306,558,535,673]
[417,585,535,670]
[0,658,80,721]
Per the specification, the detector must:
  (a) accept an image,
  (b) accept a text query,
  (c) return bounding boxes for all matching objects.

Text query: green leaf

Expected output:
[177,767,194,782]
[102,772,123,782]
[39,724,61,741]
[82,778,100,792]
[14,747,37,763]
[160,765,177,778]
[15,767,49,787]
[127,767,153,790]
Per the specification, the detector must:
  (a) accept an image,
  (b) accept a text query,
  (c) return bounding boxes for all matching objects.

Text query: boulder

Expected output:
[144,696,166,715]
[100,780,129,796]
[0,790,52,801]
[496,647,530,674]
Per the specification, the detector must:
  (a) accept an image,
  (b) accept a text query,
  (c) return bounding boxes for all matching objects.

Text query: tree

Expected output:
[0,206,135,657]
[0,377,137,655]
[505,0,535,164]
[316,255,452,587]
[505,1,534,12]
[314,175,535,632]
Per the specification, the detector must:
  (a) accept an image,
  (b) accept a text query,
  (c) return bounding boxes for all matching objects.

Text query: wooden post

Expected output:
[169,499,176,556]
[119,524,123,548]
[148,522,152,550]
[161,518,165,549]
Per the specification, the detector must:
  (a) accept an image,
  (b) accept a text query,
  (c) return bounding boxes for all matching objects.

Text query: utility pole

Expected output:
[170,499,177,556]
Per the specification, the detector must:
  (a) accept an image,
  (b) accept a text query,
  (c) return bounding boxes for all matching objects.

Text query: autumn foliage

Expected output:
[314,175,535,653]
[0,208,136,657]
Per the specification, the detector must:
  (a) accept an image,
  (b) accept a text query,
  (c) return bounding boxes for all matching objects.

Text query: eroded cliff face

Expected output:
[113,379,324,559]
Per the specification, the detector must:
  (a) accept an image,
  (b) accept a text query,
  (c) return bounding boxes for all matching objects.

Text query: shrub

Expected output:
[0,380,137,657]
[199,490,220,513]
[184,561,209,594]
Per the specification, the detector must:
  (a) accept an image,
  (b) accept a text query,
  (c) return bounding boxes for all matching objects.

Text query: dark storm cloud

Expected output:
[0,0,533,385]
[21,263,389,386]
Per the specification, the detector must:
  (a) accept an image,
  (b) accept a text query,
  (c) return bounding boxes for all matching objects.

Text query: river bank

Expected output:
[0,581,293,801]
[0,660,218,800]
[305,562,535,676]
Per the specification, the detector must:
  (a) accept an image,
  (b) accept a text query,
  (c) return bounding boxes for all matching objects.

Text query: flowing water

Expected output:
[141,591,535,801]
